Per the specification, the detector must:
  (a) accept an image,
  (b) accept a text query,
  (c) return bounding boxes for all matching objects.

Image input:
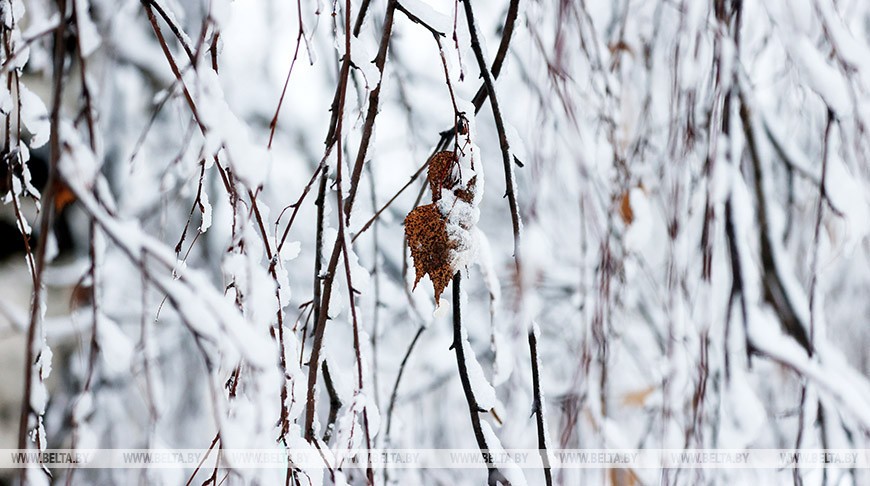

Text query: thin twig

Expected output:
[351,158,429,243]
[268,0,309,148]
[383,324,424,486]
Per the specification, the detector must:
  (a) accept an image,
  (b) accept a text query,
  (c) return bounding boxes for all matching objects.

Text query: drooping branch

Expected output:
[142,1,300,441]
[384,325,425,441]
[451,273,509,486]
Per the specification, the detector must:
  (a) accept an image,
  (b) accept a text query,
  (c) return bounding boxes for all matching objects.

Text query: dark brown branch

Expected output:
[808,111,834,345]
[382,323,424,486]
[274,0,382,252]
[353,0,374,37]
[341,0,398,223]
[2,26,36,281]
[336,168,375,483]
[0,24,58,76]
[71,0,97,150]
[311,170,329,339]
[724,194,752,379]
[396,2,446,37]
[329,1,374,479]
[528,328,552,485]
[452,273,509,486]
[186,434,220,486]
[469,0,519,110]
[65,221,102,486]
[275,159,327,255]
[304,0,397,450]
[147,0,195,61]
[143,0,298,446]
[431,0,522,157]
[351,153,429,243]
[141,2,203,128]
[304,232,343,441]
[762,118,844,218]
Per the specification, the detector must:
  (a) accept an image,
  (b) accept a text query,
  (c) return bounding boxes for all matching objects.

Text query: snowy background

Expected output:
[1,0,870,484]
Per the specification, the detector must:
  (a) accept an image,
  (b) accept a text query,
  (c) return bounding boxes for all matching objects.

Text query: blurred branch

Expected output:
[738,91,813,354]
[321,361,343,444]
[385,324,425,440]
[18,2,67,481]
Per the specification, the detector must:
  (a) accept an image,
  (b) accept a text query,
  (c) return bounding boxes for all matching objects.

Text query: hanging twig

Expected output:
[451,273,510,485]
[268,0,310,148]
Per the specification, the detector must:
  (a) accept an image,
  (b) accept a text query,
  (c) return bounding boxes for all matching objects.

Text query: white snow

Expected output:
[398,0,452,36]
[480,422,528,486]
[788,37,851,116]
[96,315,135,379]
[19,84,50,148]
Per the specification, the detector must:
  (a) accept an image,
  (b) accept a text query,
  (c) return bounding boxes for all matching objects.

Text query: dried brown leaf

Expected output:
[404,203,454,304]
[427,151,458,202]
[54,181,77,212]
